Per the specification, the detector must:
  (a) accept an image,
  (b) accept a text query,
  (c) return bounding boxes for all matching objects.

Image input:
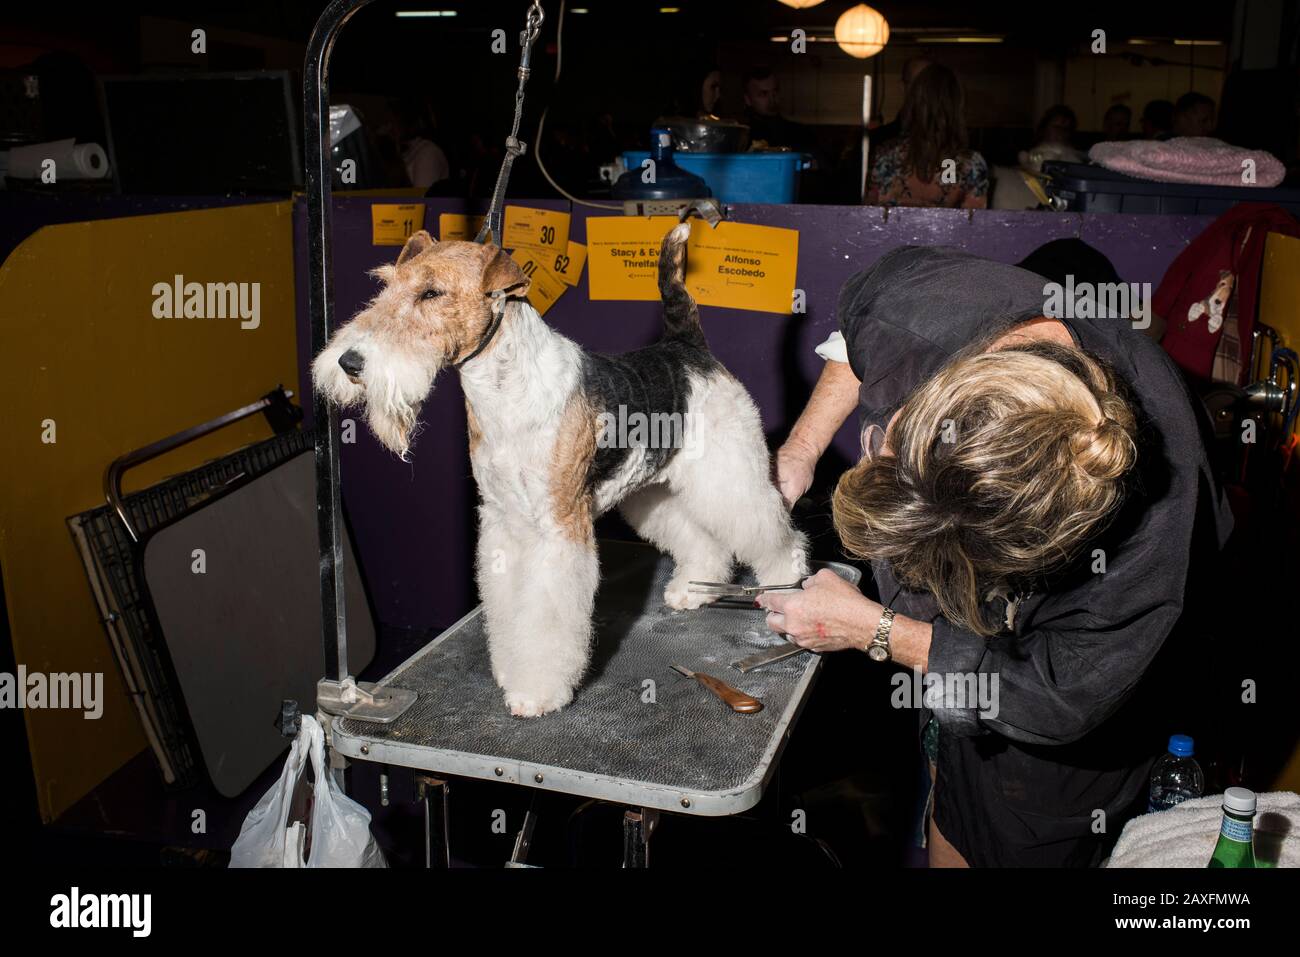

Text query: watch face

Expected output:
[867,644,889,662]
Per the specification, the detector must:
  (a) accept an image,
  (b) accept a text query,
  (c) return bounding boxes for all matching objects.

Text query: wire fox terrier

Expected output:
[313,223,808,716]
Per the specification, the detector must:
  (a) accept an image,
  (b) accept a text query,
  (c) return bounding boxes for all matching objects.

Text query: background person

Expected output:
[1101,103,1132,140]
[392,97,450,189]
[1173,92,1217,137]
[865,64,987,208]
[742,66,811,150]
[870,55,936,150]
[1034,104,1078,147]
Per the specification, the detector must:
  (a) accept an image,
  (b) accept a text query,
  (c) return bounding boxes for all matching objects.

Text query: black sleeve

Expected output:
[836,246,1048,415]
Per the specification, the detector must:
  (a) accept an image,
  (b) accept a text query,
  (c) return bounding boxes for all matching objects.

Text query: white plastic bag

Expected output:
[229,714,386,868]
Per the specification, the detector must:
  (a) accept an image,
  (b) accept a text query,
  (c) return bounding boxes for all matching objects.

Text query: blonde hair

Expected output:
[832,341,1137,636]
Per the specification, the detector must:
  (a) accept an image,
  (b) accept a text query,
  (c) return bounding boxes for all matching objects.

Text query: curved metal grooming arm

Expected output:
[306,0,416,725]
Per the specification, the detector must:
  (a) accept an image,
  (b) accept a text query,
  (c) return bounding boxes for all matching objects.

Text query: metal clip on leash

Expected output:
[475,0,546,246]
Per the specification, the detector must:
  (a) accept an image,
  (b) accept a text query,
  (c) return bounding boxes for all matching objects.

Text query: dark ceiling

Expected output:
[3,0,1239,49]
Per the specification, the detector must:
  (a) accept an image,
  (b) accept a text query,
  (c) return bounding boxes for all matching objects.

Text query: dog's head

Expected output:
[1209,270,1234,311]
[312,231,530,458]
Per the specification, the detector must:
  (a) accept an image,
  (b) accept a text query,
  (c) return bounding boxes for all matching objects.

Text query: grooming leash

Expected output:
[455,1,544,366]
[474,0,546,247]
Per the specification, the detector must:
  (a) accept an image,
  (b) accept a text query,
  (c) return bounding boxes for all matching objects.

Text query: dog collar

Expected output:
[453,297,508,367]
[452,287,517,366]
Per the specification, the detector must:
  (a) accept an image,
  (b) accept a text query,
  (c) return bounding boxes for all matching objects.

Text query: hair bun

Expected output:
[1070,415,1135,481]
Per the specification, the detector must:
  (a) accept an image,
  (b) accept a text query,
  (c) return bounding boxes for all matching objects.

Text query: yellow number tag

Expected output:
[504,206,571,254]
[510,249,568,317]
[550,241,588,287]
[371,204,426,246]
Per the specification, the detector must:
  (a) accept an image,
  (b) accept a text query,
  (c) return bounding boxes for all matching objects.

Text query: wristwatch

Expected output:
[866,607,896,662]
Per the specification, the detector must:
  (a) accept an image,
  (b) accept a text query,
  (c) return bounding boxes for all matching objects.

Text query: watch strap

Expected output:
[867,607,896,661]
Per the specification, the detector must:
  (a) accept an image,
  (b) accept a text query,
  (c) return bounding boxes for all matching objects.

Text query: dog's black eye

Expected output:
[420,288,443,301]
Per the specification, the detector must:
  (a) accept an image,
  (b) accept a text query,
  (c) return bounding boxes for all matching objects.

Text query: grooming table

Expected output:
[331,540,858,862]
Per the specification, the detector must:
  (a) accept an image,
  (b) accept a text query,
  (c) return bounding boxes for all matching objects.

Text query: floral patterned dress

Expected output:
[866,141,989,209]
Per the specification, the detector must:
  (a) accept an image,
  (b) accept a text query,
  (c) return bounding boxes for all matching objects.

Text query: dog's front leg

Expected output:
[476,512,599,717]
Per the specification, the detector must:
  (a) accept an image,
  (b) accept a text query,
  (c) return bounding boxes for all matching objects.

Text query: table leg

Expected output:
[417,776,451,868]
[622,808,659,868]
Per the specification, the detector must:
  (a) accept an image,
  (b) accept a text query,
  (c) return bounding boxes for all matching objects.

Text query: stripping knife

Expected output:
[670,664,763,713]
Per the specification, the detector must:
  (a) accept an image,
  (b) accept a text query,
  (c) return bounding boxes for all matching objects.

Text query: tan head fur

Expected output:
[311,230,530,459]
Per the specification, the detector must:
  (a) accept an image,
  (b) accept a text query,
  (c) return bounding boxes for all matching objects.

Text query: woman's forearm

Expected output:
[783,359,862,461]
[885,615,932,672]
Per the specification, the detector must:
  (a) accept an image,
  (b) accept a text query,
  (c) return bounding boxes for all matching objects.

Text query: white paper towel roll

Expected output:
[7,138,110,180]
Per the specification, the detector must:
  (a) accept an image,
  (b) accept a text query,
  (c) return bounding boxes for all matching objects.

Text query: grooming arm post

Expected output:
[306,0,372,688]
[306,0,414,726]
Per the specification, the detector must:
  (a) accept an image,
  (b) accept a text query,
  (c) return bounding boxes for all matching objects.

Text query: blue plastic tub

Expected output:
[622,151,809,204]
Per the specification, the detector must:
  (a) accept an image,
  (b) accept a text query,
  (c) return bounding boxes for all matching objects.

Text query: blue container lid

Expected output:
[1167,734,1194,757]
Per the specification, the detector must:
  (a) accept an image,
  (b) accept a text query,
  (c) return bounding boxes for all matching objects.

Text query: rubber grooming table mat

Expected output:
[144,451,375,798]
[333,541,859,816]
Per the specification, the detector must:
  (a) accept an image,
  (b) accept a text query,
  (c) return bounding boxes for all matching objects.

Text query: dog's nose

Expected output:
[338,349,365,376]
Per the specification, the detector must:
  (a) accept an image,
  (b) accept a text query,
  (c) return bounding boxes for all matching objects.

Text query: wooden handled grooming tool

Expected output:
[670,664,764,713]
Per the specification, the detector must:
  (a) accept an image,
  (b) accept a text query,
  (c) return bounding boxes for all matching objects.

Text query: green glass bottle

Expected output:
[1207,787,1256,868]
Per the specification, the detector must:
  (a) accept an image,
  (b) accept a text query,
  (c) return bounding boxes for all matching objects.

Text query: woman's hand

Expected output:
[757,569,880,653]
[775,442,816,509]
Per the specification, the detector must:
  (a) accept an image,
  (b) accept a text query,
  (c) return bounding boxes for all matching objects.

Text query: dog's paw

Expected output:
[504,686,573,718]
[664,577,720,611]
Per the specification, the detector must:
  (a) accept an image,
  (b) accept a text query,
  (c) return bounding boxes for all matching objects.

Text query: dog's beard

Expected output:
[312,338,442,461]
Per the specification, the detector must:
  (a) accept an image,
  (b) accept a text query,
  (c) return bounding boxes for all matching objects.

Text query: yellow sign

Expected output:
[371,203,426,246]
[684,219,799,315]
[438,213,485,242]
[511,248,567,317]
[504,205,571,255]
[551,241,587,287]
[586,217,799,313]
[586,216,679,301]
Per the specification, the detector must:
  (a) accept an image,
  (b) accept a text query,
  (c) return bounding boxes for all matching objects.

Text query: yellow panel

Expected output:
[0,201,298,821]
[1260,233,1300,784]
[1260,232,1300,350]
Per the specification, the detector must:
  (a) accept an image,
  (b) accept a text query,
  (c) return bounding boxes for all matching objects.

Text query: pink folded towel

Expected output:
[1089,137,1285,188]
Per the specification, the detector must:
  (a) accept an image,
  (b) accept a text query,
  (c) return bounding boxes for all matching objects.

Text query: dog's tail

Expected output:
[658,222,705,346]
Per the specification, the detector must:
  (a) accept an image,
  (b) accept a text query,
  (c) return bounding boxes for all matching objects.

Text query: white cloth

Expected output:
[815,329,849,363]
[402,137,450,189]
[1106,790,1300,868]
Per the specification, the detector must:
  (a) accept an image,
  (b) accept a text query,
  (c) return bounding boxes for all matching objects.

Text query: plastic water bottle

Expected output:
[1148,734,1205,812]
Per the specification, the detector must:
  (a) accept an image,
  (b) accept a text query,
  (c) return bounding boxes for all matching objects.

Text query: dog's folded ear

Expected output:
[396,229,437,266]
[481,245,531,300]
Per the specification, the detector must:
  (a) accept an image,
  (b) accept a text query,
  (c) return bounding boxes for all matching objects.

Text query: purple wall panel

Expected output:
[294,198,1212,630]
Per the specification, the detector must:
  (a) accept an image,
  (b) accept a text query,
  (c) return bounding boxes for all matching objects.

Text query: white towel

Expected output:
[1106,790,1300,868]
[815,330,849,364]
